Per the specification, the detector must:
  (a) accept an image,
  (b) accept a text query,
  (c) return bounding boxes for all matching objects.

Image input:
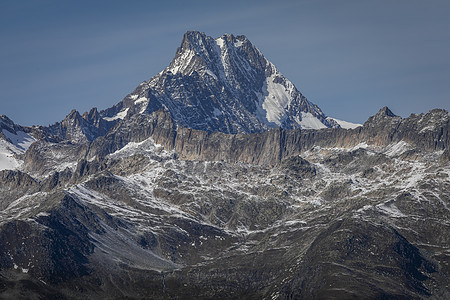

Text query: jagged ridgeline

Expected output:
[100,30,355,133]
[0,32,449,299]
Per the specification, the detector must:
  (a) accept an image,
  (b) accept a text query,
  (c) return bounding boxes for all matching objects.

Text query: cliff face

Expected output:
[85,107,448,166]
[18,106,449,185]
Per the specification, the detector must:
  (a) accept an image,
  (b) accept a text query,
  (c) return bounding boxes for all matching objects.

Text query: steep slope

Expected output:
[83,107,449,167]
[0,116,36,171]
[101,31,341,133]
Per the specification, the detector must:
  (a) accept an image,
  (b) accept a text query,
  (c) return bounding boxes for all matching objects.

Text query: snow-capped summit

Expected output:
[100,31,345,133]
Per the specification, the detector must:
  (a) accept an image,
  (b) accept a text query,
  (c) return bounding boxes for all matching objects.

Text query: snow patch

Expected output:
[103,108,129,121]
[299,112,327,129]
[234,40,243,47]
[419,125,435,133]
[350,142,369,151]
[329,118,362,129]
[36,211,50,217]
[255,72,327,130]
[2,129,35,151]
[0,138,24,171]
[377,202,406,218]
[384,141,412,157]
[256,75,291,127]
[108,137,171,160]
[0,150,21,171]
[215,37,225,49]
[169,48,196,75]
[134,97,148,105]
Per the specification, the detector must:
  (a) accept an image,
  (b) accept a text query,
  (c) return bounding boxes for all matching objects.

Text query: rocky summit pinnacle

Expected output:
[100,31,342,133]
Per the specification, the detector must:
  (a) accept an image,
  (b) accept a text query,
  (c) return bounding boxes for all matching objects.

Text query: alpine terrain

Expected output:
[0,31,449,299]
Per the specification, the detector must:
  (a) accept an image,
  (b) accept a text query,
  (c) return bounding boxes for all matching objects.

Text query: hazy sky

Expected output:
[1,0,449,126]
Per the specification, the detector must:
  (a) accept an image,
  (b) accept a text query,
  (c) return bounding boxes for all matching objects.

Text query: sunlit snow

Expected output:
[0,146,21,171]
[329,118,362,129]
[299,112,327,129]
[134,97,148,105]
[258,75,291,126]
[0,130,35,171]
[2,129,35,151]
[103,108,129,121]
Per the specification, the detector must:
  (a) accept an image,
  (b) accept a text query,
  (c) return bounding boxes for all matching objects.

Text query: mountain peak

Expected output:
[183,30,207,39]
[0,115,24,134]
[216,33,248,45]
[180,31,248,50]
[0,115,14,129]
[102,31,342,133]
[66,109,82,120]
[364,106,401,128]
[179,31,208,51]
[376,106,398,118]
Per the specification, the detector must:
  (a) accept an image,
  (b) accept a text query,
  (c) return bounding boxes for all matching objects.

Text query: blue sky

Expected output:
[1,0,449,126]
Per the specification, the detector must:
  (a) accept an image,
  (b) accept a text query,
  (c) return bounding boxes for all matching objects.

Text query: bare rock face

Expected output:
[0,115,23,136]
[23,140,89,176]
[91,107,444,167]
[0,170,39,209]
[86,109,177,160]
[45,108,115,144]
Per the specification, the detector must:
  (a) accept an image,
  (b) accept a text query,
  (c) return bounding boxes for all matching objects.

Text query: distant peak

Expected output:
[112,31,343,133]
[82,107,100,122]
[183,30,206,39]
[179,31,249,54]
[0,115,17,132]
[376,106,398,118]
[67,109,81,119]
[364,106,401,127]
[0,115,14,125]
[180,31,208,49]
[220,33,235,42]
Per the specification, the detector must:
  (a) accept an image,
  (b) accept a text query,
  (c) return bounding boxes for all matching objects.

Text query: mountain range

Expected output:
[0,31,449,299]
